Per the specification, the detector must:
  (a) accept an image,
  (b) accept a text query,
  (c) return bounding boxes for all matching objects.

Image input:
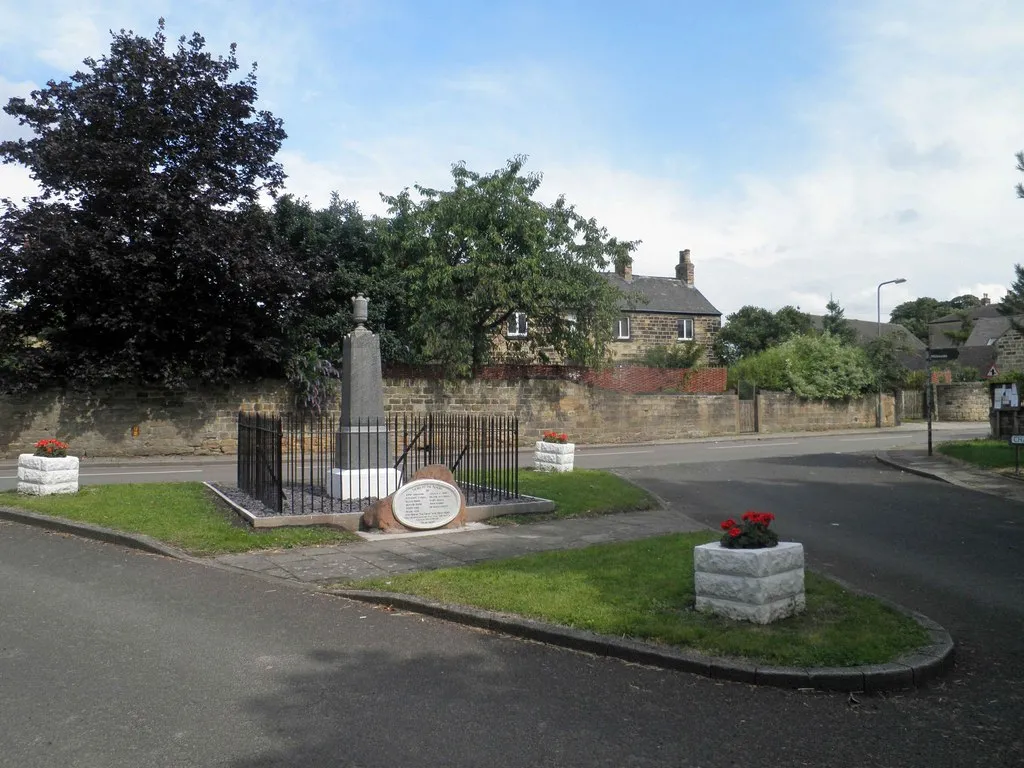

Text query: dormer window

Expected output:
[507,311,528,338]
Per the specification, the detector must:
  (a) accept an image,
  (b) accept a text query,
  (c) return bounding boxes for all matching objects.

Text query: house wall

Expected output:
[995,329,1024,372]
[610,312,721,363]
[3,378,894,457]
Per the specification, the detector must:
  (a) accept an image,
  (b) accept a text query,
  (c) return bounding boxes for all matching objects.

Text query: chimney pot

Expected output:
[615,259,632,283]
[676,249,694,286]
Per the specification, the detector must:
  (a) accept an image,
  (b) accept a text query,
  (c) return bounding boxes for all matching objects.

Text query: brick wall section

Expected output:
[609,313,721,364]
[756,392,896,433]
[2,379,895,457]
[934,382,990,421]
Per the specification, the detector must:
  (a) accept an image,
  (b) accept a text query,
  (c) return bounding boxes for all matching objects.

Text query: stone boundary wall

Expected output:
[383,363,728,393]
[933,382,989,421]
[756,392,895,433]
[2,379,893,458]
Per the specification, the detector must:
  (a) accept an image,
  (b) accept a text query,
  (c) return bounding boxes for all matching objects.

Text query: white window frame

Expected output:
[677,317,694,341]
[506,311,528,338]
[614,316,631,340]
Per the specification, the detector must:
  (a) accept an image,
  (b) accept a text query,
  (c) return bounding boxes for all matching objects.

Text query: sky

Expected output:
[1,0,1023,322]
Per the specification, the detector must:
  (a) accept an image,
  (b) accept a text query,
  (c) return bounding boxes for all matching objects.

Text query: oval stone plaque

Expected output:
[392,479,462,530]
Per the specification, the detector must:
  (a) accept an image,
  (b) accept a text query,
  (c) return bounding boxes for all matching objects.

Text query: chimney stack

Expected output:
[615,258,633,283]
[676,249,694,286]
[981,293,990,306]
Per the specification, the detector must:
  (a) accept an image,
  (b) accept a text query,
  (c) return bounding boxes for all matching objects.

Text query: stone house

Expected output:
[497,249,723,366]
[926,300,1024,377]
[601,249,722,364]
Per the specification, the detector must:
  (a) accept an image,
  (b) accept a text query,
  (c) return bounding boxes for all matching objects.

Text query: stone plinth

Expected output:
[361,465,466,533]
[694,541,805,624]
[17,454,79,495]
[533,441,575,472]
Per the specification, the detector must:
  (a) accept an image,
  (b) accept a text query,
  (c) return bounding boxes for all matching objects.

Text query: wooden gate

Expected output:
[737,381,758,433]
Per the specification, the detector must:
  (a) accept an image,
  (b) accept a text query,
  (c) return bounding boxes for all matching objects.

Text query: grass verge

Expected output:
[0,483,358,555]
[492,468,659,525]
[938,439,1020,470]
[350,533,928,667]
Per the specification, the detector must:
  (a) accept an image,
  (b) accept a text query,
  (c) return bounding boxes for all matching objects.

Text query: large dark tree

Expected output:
[380,157,635,374]
[0,20,288,388]
[712,305,812,365]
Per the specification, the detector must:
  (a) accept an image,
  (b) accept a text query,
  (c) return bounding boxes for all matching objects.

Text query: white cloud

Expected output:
[3,0,1021,326]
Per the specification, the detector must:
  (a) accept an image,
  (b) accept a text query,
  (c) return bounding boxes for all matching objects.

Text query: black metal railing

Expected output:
[237,411,283,513]
[238,411,519,516]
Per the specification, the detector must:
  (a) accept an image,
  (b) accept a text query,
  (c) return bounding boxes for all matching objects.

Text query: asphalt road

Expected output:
[617,452,1024,766]
[1,516,1021,768]
[0,422,990,491]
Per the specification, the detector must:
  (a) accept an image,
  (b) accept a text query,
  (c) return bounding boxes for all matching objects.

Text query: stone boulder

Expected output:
[360,464,467,533]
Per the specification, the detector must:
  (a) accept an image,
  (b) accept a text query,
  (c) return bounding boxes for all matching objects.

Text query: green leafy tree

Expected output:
[730,332,874,400]
[998,263,1024,333]
[712,305,812,365]
[864,332,911,391]
[638,342,703,369]
[267,194,414,409]
[0,20,288,389]
[890,295,981,343]
[822,297,857,345]
[379,157,635,374]
[889,297,944,343]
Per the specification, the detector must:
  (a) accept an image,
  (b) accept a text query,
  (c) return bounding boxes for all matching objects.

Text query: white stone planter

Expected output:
[17,454,80,496]
[694,541,805,624]
[533,441,575,472]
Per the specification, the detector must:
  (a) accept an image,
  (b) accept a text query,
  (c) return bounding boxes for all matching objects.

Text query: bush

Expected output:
[729,332,874,400]
[638,342,703,369]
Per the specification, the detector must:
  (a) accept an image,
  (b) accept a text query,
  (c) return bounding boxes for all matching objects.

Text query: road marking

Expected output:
[837,436,907,442]
[707,441,799,450]
[80,469,205,477]
[580,450,654,456]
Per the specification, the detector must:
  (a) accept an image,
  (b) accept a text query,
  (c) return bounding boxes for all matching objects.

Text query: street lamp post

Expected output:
[876,278,907,427]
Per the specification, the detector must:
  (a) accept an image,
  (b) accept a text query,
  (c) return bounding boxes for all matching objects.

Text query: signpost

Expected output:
[1009,434,1024,475]
[924,348,959,456]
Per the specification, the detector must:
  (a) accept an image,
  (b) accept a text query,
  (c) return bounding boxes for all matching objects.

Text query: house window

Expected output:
[614,316,631,340]
[677,318,694,341]
[507,311,528,338]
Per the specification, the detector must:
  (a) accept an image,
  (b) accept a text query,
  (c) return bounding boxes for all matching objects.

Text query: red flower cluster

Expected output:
[34,438,69,458]
[718,509,779,549]
[542,431,569,444]
[742,511,775,526]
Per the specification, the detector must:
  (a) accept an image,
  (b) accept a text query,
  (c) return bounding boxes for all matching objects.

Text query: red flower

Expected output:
[559,433,567,442]
[728,527,742,538]
[720,518,737,530]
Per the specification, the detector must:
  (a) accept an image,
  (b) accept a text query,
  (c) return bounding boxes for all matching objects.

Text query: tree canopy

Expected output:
[379,157,635,374]
[730,332,874,400]
[0,20,288,389]
[822,297,857,345]
[712,305,812,365]
[889,295,982,343]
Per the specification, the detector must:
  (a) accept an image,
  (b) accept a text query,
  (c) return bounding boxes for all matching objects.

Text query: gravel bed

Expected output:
[211,482,522,519]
